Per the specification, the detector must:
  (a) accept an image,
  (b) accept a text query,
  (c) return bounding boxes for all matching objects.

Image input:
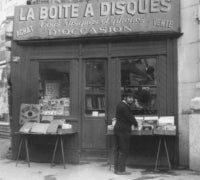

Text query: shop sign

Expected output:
[13,0,180,40]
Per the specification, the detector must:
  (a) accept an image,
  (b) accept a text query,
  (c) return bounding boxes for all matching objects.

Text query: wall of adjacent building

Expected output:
[178,0,199,167]
[0,0,27,124]
[0,0,27,25]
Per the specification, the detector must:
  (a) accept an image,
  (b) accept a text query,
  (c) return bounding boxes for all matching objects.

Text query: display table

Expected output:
[107,128,176,171]
[15,130,77,169]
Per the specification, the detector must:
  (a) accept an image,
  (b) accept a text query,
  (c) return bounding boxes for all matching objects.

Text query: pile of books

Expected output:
[154,116,176,135]
[19,120,73,134]
[108,116,176,136]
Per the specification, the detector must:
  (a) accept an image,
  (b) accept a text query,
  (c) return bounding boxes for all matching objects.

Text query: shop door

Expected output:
[81,59,107,149]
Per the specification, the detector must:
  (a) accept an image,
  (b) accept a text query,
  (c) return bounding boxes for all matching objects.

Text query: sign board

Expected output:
[13,0,180,40]
[19,104,41,125]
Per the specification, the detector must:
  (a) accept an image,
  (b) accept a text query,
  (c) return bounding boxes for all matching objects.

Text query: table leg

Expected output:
[108,150,113,171]
[154,137,162,171]
[164,138,171,170]
[51,137,59,167]
[107,135,114,170]
[24,137,30,167]
[60,136,66,169]
[16,137,23,167]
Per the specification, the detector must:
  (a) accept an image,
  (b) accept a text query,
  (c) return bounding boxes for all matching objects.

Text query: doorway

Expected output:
[81,59,107,149]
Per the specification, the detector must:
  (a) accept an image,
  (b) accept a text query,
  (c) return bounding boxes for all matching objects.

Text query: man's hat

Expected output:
[123,89,134,97]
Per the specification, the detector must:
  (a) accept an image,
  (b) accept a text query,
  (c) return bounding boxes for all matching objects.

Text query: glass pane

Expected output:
[85,61,106,117]
[38,61,70,116]
[121,57,157,115]
[86,62,105,86]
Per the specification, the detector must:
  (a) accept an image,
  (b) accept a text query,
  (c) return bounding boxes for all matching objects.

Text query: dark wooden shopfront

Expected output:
[11,0,180,165]
[11,37,178,164]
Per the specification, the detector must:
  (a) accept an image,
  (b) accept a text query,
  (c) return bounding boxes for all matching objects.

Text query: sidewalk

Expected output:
[0,158,200,180]
[0,138,200,180]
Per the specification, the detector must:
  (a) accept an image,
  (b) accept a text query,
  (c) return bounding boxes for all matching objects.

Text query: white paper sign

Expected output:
[158,116,174,125]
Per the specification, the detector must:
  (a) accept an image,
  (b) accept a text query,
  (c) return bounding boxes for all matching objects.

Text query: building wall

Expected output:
[0,0,27,25]
[0,0,27,123]
[178,0,199,167]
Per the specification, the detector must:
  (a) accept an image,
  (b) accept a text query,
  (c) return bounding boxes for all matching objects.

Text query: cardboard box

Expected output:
[153,129,165,135]
[131,130,142,135]
[58,128,75,134]
[164,130,176,136]
[141,129,153,135]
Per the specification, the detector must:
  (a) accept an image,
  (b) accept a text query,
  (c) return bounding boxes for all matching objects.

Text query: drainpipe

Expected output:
[195,4,200,94]
[198,4,200,89]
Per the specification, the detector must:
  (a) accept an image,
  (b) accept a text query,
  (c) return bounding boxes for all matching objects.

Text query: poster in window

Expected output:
[40,98,70,116]
[45,81,60,99]
[19,104,41,125]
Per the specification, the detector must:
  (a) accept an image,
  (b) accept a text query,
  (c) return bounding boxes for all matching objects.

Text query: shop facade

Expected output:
[11,0,181,165]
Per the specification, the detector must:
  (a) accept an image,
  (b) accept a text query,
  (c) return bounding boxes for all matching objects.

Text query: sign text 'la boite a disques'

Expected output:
[13,0,180,40]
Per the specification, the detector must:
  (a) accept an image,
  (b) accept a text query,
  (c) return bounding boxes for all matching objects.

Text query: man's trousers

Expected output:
[113,131,131,172]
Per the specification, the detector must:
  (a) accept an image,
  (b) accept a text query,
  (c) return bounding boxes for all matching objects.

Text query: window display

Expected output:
[38,61,71,116]
[121,57,157,115]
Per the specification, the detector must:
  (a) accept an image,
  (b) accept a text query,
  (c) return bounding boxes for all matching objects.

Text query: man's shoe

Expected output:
[115,171,131,175]
[114,171,118,175]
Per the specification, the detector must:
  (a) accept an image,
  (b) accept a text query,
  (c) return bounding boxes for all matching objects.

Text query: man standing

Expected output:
[114,90,138,175]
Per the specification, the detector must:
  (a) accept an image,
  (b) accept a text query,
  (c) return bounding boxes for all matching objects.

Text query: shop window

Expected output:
[84,61,106,117]
[121,57,157,115]
[38,61,70,116]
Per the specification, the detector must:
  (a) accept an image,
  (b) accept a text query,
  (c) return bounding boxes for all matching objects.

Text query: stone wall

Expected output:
[178,0,199,167]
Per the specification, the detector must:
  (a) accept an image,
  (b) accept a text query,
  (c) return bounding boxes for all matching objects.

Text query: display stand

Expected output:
[51,134,66,169]
[154,136,171,171]
[15,131,77,169]
[16,133,30,167]
[154,129,176,171]
[106,129,176,171]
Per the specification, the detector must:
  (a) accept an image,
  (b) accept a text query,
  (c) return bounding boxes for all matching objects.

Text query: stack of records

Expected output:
[19,122,35,133]
[30,123,49,134]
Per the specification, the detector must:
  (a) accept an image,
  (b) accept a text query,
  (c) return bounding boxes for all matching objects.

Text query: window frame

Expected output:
[37,59,73,117]
[83,58,108,118]
[120,56,158,115]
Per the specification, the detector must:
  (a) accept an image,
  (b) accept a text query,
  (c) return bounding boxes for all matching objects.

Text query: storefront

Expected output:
[11,0,181,165]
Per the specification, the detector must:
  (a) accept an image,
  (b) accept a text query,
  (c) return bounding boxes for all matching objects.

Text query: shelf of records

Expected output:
[85,95,105,117]
[18,103,75,134]
[107,116,176,136]
[85,96,105,110]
